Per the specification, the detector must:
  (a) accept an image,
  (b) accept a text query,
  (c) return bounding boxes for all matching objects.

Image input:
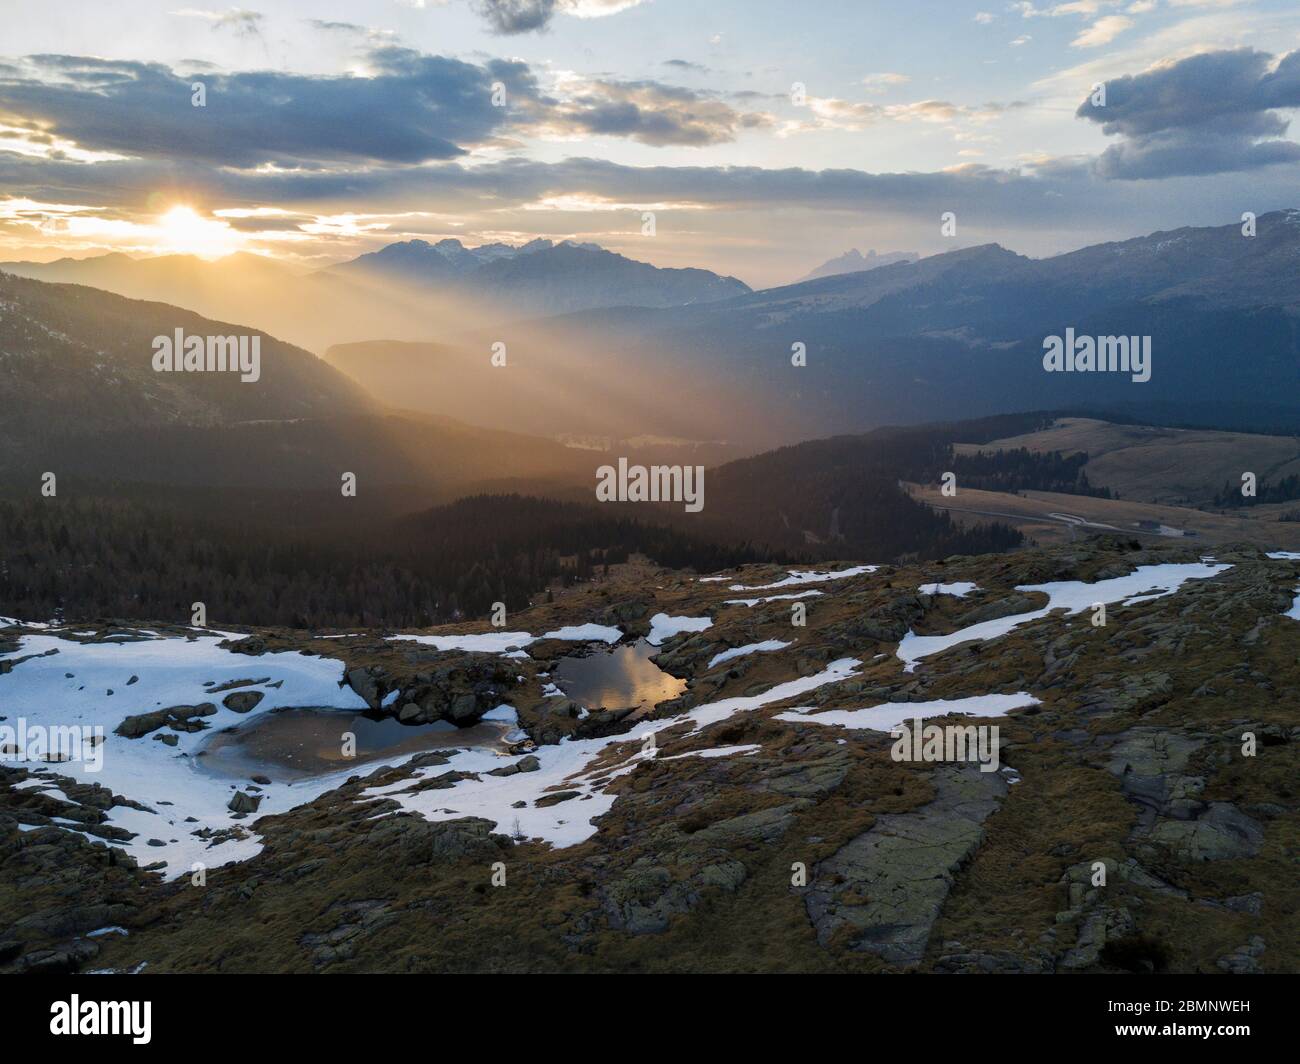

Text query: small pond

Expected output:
[194,708,513,782]
[551,638,686,716]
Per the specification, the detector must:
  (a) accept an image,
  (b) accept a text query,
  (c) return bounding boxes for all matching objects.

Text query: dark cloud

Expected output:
[0,52,517,167]
[305,20,367,34]
[1092,132,1300,180]
[663,59,710,74]
[469,0,647,36]
[1077,48,1300,178]
[472,0,559,35]
[0,49,767,168]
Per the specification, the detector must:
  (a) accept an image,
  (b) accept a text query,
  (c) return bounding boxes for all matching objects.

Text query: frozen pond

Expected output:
[195,707,513,782]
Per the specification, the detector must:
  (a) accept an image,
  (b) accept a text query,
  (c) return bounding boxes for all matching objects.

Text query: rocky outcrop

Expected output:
[803,764,1006,966]
[116,703,216,739]
[1151,803,1264,861]
[345,661,512,726]
[1103,728,1264,860]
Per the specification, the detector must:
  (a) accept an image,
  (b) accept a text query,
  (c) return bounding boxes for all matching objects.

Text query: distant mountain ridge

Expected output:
[324,237,751,316]
[797,248,920,283]
[327,237,579,280]
[0,270,370,449]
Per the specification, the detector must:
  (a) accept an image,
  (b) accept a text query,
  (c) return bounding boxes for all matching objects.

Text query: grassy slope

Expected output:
[956,416,1300,507]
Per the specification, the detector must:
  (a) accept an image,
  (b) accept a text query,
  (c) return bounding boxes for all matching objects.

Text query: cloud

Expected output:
[305,20,367,33]
[536,79,773,146]
[566,0,647,15]
[0,52,517,167]
[472,0,558,34]
[861,72,910,92]
[0,128,1057,218]
[1077,47,1300,177]
[1072,15,1133,48]
[783,95,1024,135]
[663,59,709,74]
[170,7,265,36]
[1014,1,1114,16]
[1012,0,1148,40]
[1090,129,1300,179]
[471,0,645,34]
[0,49,762,168]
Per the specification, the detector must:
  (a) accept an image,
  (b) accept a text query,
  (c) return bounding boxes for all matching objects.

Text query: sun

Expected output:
[154,205,241,258]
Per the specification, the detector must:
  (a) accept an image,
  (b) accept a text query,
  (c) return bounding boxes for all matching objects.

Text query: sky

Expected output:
[1,0,1299,286]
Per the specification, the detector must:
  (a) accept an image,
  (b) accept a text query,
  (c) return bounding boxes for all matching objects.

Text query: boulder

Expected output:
[227,791,262,815]
[222,691,264,713]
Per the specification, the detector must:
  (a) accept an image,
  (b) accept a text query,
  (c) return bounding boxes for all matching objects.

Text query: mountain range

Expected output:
[541,211,1300,443]
[0,239,749,353]
[326,237,749,316]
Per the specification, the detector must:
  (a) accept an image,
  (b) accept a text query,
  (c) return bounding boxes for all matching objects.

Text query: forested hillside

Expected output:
[0,495,778,628]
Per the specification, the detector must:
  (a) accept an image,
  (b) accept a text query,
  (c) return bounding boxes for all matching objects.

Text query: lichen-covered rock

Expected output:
[804,765,1006,966]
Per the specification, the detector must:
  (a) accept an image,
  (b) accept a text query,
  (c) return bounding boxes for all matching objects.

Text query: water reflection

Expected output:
[551,638,686,716]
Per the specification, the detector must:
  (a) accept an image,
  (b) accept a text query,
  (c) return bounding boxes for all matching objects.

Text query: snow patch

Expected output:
[646,613,712,645]
[723,590,823,607]
[662,744,761,761]
[0,630,381,879]
[707,639,793,669]
[389,623,621,654]
[481,704,519,724]
[918,581,978,597]
[896,563,1230,672]
[726,565,877,591]
[777,692,1039,732]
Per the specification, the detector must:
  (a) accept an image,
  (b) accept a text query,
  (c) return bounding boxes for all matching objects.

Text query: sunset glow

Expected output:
[152,206,243,259]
